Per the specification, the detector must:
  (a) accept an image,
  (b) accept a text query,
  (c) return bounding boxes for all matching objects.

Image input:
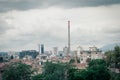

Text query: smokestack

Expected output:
[68,21,70,55]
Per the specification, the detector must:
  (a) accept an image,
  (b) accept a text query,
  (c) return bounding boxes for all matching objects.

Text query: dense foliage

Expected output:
[32,59,110,80]
[43,62,72,80]
[32,74,44,80]
[105,45,120,80]
[2,62,33,80]
[105,45,120,69]
[68,59,110,80]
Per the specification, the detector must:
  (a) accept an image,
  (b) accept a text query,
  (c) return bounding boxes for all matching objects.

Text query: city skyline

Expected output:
[0,0,120,51]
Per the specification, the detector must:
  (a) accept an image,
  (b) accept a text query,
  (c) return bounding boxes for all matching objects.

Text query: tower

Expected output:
[68,21,71,55]
[38,44,40,54]
[53,47,58,56]
[77,46,83,57]
[63,46,68,56]
[41,44,44,54]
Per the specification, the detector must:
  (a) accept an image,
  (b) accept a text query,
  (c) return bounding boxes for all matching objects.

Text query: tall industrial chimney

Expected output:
[68,21,70,55]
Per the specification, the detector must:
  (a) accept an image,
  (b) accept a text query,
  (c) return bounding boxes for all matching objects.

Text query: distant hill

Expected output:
[100,43,120,52]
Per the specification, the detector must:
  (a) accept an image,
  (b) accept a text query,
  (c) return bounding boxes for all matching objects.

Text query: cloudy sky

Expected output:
[0,0,120,51]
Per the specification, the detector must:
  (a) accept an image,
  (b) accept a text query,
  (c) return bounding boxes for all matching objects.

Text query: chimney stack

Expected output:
[68,21,70,55]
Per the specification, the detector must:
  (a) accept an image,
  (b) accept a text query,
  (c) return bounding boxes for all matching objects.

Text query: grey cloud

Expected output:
[0,20,12,35]
[0,33,35,51]
[0,0,43,12]
[0,0,120,12]
[101,25,120,45]
[53,0,120,8]
[105,26,120,34]
[102,25,120,36]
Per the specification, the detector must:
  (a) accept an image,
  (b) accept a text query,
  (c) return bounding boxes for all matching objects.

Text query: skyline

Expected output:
[0,0,120,51]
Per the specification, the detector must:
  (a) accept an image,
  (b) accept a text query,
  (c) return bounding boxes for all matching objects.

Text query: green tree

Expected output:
[2,62,33,80]
[43,62,72,80]
[105,45,120,69]
[86,59,110,80]
[65,58,116,80]
[88,59,107,68]
[73,69,86,80]
[114,73,120,80]
[31,59,111,80]
[105,50,114,66]
[32,62,74,80]
[32,74,44,80]
[68,59,110,80]
[114,46,120,68]
[110,72,120,80]
[86,64,110,80]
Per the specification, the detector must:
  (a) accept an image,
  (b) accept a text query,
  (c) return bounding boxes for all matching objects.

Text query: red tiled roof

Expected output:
[0,63,5,68]
[10,59,21,63]
[74,63,87,69]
